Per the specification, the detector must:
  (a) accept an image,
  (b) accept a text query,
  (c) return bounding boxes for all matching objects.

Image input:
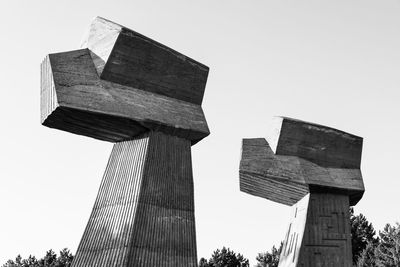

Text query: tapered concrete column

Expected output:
[72,132,197,266]
[279,193,352,267]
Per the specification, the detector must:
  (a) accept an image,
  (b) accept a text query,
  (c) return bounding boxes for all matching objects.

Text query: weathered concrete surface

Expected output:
[240,117,364,206]
[82,17,209,105]
[72,132,197,267]
[268,117,363,169]
[41,49,208,144]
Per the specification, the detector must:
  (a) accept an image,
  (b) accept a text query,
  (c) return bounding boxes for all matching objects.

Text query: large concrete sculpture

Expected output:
[41,17,209,266]
[240,117,364,267]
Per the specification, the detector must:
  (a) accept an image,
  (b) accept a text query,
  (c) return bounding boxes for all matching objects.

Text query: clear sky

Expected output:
[1,0,400,265]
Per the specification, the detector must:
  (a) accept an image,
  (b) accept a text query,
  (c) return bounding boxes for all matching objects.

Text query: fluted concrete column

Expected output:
[72,131,197,267]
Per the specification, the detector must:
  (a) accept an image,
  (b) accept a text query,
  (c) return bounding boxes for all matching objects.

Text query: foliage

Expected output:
[356,241,377,267]
[255,243,282,267]
[199,257,209,267]
[2,249,73,267]
[199,247,249,267]
[374,223,400,267]
[350,207,378,264]
[253,208,379,266]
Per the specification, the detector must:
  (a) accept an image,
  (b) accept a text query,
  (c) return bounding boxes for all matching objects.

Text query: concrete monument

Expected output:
[240,117,364,267]
[41,17,209,266]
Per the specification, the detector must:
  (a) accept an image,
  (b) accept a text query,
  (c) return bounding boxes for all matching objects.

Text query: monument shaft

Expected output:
[72,131,197,267]
[279,193,352,267]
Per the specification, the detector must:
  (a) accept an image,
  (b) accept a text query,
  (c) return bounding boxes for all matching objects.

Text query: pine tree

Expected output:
[2,249,73,267]
[199,247,249,267]
[375,223,400,267]
[356,241,377,267]
[350,207,378,264]
[255,243,282,267]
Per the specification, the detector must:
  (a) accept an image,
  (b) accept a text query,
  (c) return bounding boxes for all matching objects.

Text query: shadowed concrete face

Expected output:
[81,17,209,105]
[41,17,209,266]
[268,116,363,169]
[239,116,364,267]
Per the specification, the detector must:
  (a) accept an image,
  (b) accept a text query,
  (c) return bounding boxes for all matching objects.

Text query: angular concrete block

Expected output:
[268,117,363,168]
[240,117,364,206]
[41,49,209,144]
[82,17,209,105]
[240,138,364,206]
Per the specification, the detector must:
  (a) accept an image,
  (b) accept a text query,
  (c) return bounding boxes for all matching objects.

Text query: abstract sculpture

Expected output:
[240,117,364,266]
[41,17,209,266]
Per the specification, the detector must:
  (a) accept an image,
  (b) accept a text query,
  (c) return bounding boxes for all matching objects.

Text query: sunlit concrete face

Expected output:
[239,116,364,266]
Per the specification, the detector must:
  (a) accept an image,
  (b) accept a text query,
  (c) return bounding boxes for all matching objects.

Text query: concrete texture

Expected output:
[72,132,197,267]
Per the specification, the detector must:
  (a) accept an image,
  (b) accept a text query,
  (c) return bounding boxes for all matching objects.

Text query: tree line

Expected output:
[2,249,73,267]
[3,209,399,267]
[200,208,400,267]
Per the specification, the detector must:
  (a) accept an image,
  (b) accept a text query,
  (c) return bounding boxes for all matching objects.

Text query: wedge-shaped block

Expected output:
[82,16,209,105]
[268,117,363,168]
[41,49,209,144]
[239,138,364,206]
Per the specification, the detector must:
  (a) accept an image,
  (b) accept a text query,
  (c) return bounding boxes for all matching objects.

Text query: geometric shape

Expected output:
[41,49,209,144]
[240,138,309,206]
[268,117,363,168]
[279,192,352,267]
[82,17,209,105]
[72,131,197,266]
[240,138,364,206]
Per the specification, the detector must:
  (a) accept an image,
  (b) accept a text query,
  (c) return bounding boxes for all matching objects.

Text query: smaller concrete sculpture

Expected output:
[240,117,364,267]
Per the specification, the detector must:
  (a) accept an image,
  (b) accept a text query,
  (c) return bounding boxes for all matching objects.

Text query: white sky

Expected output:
[1,0,400,265]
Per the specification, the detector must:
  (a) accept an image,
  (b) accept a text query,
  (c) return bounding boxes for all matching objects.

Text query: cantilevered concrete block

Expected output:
[82,17,209,105]
[268,117,363,168]
[240,117,364,206]
[41,17,210,145]
[239,117,364,267]
[41,17,209,267]
[41,48,208,143]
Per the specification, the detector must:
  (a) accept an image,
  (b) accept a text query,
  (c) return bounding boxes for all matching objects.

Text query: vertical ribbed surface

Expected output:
[72,134,149,266]
[127,131,197,267]
[40,55,58,123]
[72,131,197,267]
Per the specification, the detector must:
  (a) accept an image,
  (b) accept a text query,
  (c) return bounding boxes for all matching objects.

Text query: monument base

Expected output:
[72,131,197,267]
[279,193,352,267]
